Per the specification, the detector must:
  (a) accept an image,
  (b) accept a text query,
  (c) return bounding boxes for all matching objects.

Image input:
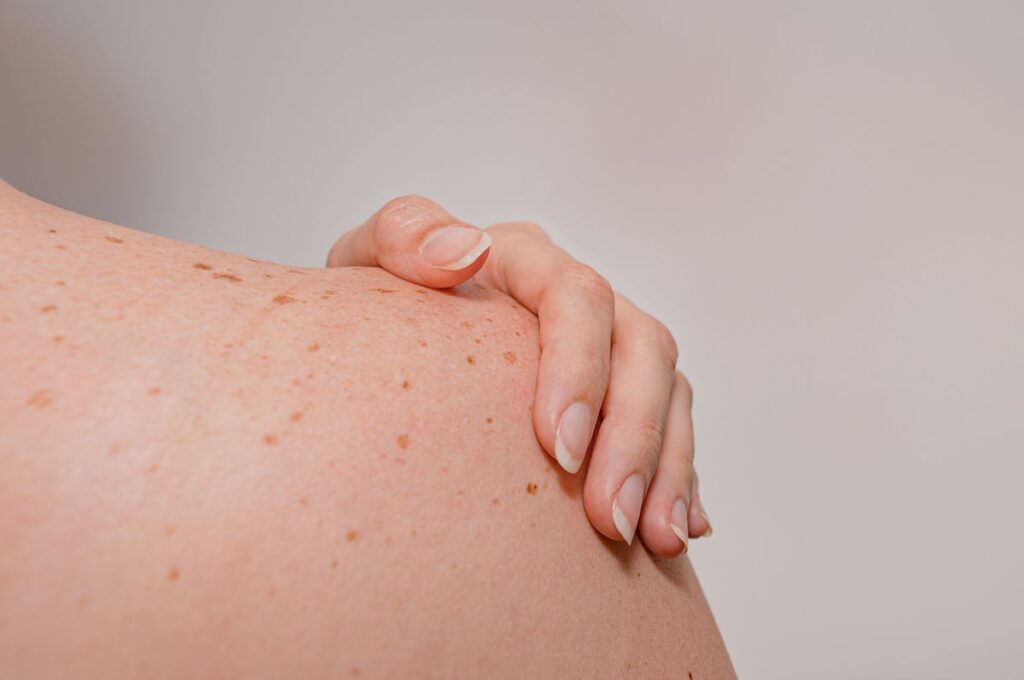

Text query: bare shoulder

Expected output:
[0,187,734,679]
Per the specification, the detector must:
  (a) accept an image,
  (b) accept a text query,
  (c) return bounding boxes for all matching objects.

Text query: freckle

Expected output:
[322,289,336,297]
[419,339,428,347]
[401,380,410,390]
[48,228,57,234]
[491,497,500,506]
[55,280,65,286]
[330,559,339,569]
[410,529,418,536]
[473,338,481,344]
[486,417,493,424]
[165,524,176,536]
[267,585,277,599]
[298,496,308,508]
[397,434,410,449]
[52,335,64,343]
[306,371,314,379]
[346,530,360,542]
[273,294,298,305]
[167,567,181,582]
[441,466,449,474]
[291,378,302,387]
[415,289,428,295]
[351,668,361,677]
[290,411,304,422]
[108,443,123,456]
[485,317,493,323]
[55,244,66,250]
[213,272,242,282]
[395,457,406,465]
[526,482,538,495]
[461,320,473,329]
[466,355,475,365]
[104,235,124,244]
[74,596,89,609]
[503,351,517,365]
[263,433,279,446]
[192,262,212,270]
[529,521,536,529]
[40,304,57,313]
[147,387,161,396]
[146,463,160,474]
[26,390,54,409]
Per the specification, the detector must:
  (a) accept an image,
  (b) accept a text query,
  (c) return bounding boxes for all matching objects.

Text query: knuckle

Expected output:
[644,317,678,366]
[675,371,693,402]
[559,262,614,307]
[376,194,439,229]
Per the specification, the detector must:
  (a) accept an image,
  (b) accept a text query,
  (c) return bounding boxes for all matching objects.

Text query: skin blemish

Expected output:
[167,567,181,582]
[346,530,360,542]
[213,272,242,283]
[165,525,176,536]
[52,335,63,343]
[331,559,338,569]
[298,497,309,508]
[503,351,517,365]
[192,262,212,270]
[491,497,500,506]
[466,355,476,365]
[461,321,473,329]
[351,668,361,677]
[290,411,304,422]
[55,280,65,286]
[397,434,410,449]
[401,380,410,390]
[373,288,397,294]
[394,457,406,465]
[48,228,57,234]
[419,339,428,348]
[263,433,279,446]
[104,235,124,244]
[40,304,58,314]
[55,244,67,250]
[473,338,481,345]
[147,387,161,396]
[308,343,320,352]
[486,417,493,424]
[273,294,299,305]
[526,482,538,495]
[145,463,160,474]
[26,390,54,409]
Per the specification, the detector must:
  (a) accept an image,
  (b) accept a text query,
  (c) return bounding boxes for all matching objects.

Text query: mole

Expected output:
[397,434,410,449]
[104,235,124,244]
[192,262,212,270]
[164,525,176,536]
[263,433,279,446]
[401,380,411,390]
[466,355,476,365]
[298,497,309,508]
[213,273,242,283]
[52,335,63,343]
[346,530,360,542]
[308,343,320,352]
[40,304,57,314]
[25,390,54,409]
[167,567,181,582]
[526,482,538,495]
[289,411,304,422]
[331,559,339,569]
[503,351,517,365]
[147,387,161,396]
[273,294,298,305]
[486,417,493,424]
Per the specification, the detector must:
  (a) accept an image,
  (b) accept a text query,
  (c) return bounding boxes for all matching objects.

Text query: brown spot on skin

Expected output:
[486,417,493,424]
[164,525,176,536]
[48,228,57,234]
[291,378,302,387]
[192,262,212,270]
[40,304,57,314]
[74,596,89,609]
[145,463,160,474]
[167,567,181,582]
[529,521,537,529]
[415,289,428,295]
[322,289,336,297]
[331,559,338,569]
[373,288,397,294]
[397,434,410,449]
[526,482,538,495]
[213,272,242,282]
[298,497,309,508]
[55,280,65,286]
[410,529,418,537]
[147,387,161,396]
[263,433,279,446]
[401,380,410,390]
[473,338,482,345]
[394,457,406,465]
[52,335,64,343]
[307,342,320,352]
[26,390,54,409]
[419,340,428,348]
[290,411,304,422]
[466,355,476,365]
[351,668,361,677]
[55,244,66,250]
[461,321,473,329]
[491,498,500,506]
[346,530,360,542]
[273,294,298,305]
[503,351,517,365]
[104,235,124,244]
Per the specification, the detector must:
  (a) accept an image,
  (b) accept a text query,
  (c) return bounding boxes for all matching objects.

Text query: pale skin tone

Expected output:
[0,182,734,677]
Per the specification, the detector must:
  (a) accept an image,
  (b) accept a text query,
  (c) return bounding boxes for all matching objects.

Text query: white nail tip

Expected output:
[555,434,583,474]
[612,499,635,545]
[436,232,492,271]
[671,523,688,544]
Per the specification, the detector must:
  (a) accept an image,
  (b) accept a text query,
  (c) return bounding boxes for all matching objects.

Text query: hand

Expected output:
[326,196,712,556]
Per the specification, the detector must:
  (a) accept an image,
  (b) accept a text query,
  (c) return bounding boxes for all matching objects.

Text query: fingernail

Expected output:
[670,499,689,552]
[611,474,645,545]
[421,226,492,271]
[699,507,713,537]
[554,401,592,474]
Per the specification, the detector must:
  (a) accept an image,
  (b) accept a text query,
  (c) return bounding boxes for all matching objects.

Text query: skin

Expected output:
[0,184,735,678]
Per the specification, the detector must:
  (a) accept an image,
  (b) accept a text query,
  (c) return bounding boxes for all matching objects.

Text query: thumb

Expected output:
[326,195,491,288]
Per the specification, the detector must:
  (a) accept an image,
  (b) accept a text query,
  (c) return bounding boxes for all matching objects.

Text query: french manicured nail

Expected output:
[554,401,592,474]
[611,474,645,545]
[670,499,689,551]
[421,226,492,270]
[699,507,713,537]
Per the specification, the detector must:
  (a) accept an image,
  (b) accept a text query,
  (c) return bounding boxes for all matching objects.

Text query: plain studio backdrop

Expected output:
[2,2,1022,678]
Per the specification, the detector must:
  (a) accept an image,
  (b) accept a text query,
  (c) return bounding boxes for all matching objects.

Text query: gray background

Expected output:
[2,2,1022,677]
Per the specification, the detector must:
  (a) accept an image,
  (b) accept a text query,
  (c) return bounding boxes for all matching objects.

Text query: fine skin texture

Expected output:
[0,186,736,678]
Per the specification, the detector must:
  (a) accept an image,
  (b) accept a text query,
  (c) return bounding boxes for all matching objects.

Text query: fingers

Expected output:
[688,473,713,539]
[581,294,678,544]
[475,223,615,474]
[638,371,696,557]
[325,195,491,288]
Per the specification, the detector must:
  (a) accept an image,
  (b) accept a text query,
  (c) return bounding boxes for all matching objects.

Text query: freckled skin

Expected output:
[0,183,734,679]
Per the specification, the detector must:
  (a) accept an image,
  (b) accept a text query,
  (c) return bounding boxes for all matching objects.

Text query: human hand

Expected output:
[326,196,711,556]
